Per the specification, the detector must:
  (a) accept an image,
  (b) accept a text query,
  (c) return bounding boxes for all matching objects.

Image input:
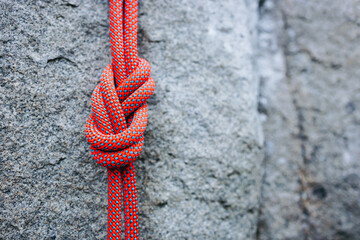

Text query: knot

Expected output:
[85,58,155,168]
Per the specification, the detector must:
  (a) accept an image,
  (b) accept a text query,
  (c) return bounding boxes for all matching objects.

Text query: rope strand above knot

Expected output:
[85,58,155,169]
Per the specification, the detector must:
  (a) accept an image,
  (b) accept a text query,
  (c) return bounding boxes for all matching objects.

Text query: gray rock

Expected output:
[257,0,360,239]
[3,0,359,239]
[0,0,262,239]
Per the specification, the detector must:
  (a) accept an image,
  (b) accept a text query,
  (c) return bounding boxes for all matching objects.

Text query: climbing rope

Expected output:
[85,0,155,239]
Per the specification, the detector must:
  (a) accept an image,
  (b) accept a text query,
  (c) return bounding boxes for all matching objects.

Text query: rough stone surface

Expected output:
[2,0,360,239]
[257,0,360,239]
[0,1,262,239]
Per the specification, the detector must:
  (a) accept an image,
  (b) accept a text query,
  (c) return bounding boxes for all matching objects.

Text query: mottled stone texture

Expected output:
[0,1,262,239]
[257,0,360,239]
[2,0,360,239]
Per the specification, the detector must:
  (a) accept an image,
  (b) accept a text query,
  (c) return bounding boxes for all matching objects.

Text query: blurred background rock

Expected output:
[0,0,359,239]
[257,1,360,239]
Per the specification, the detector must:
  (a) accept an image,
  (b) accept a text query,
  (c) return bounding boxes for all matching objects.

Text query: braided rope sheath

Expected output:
[85,1,155,239]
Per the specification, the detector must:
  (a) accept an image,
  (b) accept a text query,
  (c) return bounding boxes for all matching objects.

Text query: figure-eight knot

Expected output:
[85,58,155,169]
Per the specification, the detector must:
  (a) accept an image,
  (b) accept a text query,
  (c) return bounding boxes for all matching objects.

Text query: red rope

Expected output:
[85,0,155,239]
